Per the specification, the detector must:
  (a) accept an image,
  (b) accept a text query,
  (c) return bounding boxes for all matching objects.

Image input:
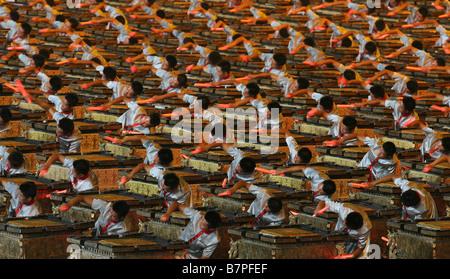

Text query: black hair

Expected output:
[346,212,364,230]
[156,9,165,18]
[58,117,75,134]
[73,159,90,176]
[267,197,283,213]
[165,55,178,69]
[68,18,79,30]
[436,57,446,67]
[239,157,256,173]
[406,80,418,94]
[364,41,377,54]
[129,37,139,45]
[177,74,188,88]
[84,38,93,46]
[299,0,310,6]
[246,82,260,98]
[210,122,227,139]
[149,112,161,127]
[91,57,102,65]
[418,7,428,19]
[163,172,179,190]
[158,148,173,166]
[322,180,336,196]
[297,147,312,163]
[411,40,423,50]
[382,141,396,157]
[112,200,130,219]
[49,76,63,92]
[208,51,222,66]
[385,65,396,71]
[342,115,357,132]
[218,60,231,74]
[0,107,12,124]
[131,81,143,96]
[19,182,37,199]
[205,210,221,229]
[369,84,385,99]
[21,22,32,35]
[8,151,24,168]
[9,10,19,22]
[319,95,334,111]
[441,137,450,153]
[232,34,243,41]
[402,96,416,112]
[65,93,79,107]
[341,37,352,48]
[343,69,356,81]
[267,102,281,115]
[200,2,210,10]
[103,66,117,81]
[273,53,287,67]
[182,37,194,44]
[375,19,386,32]
[303,37,316,48]
[297,78,309,89]
[46,0,55,6]
[55,15,66,22]
[115,15,126,25]
[197,96,210,110]
[32,54,46,68]
[366,5,376,14]
[401,189,421,207]
[279,28,289,38]
[39,49,51,60]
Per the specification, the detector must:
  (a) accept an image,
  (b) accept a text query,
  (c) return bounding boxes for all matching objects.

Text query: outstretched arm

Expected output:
[60,195,95,210]
[40,151,66,173]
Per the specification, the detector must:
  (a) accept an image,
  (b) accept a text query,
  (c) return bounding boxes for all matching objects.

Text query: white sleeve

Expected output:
[286,136,298,157]
[37,72,50,84]
[394,178,411,193]
[62,158,75,168]
[106,81,118,90]
[182,94,197,106]
[91,198,109,212]
[226,145,243,160]
[251,99,266,110]
[155,68,170,79]
[326,113,340,124]
[4,181,19,197]
[18,53,31,67]
[355,33,367,44]
[48,94,62,107]
[126,100,139,111]
[95,65,104,75]
[311,92,323,103]
[363,137,378,148]
[384,100,398,110]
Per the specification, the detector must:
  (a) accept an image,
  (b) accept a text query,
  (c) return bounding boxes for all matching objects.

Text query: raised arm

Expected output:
[40,151,66,173]
[273,165,307,176]
[60,195,95,210]
[218,180,251,196]
[160,201,187,221]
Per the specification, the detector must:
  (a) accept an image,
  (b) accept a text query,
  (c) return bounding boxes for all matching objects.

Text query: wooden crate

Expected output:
[387,218,450,259]
[227,224,348,259]
[0,215,93,259]
[66,233,189,259]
